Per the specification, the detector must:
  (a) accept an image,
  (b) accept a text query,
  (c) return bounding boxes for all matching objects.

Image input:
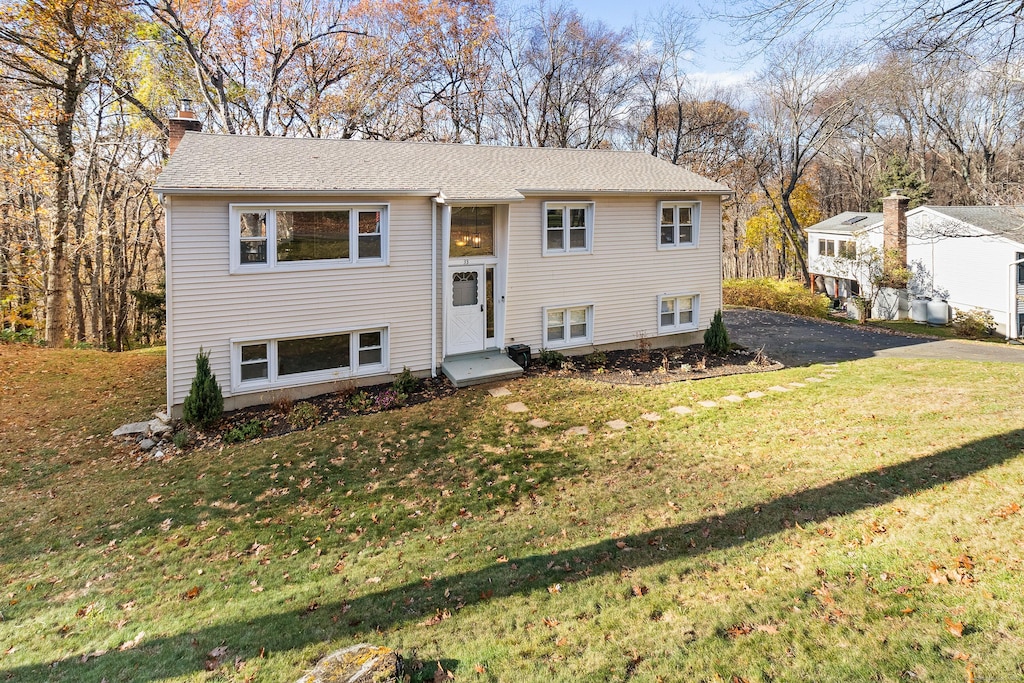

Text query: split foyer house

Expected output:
[155,126,731,416]
[806,191,1024,336]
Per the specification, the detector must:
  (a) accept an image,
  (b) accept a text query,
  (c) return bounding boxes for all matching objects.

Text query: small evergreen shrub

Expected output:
[952,308,996,338]
[287,403,321,429]
[538,348,566,368]
[392,366,418,395]
[172,428,191,450]
[223,418,269,444]
[723,278,831,318]
[583,350,607,368]
[182,348,223,428]
[704,309,730,355]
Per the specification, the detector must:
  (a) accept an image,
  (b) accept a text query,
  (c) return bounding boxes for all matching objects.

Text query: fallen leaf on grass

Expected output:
[434,661,455,682]
[555,637,568,647]
[543,617,559,628]
[474,663,486,674]
[182,586,202,600]
[951,651,971,661]
[421,609,451,626]
[118,632,145,651]
[631,584,649,597]
[726,624,754,638]
[945,618,965,638]
[547,584,561,594]
[996,502,1020,518]
[206,645,229,671]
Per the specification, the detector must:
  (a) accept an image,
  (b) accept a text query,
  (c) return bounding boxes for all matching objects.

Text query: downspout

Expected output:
[1008,256,1024,340]
[431,194,444,377]
[440,201,452,363]
[160,193,174,414]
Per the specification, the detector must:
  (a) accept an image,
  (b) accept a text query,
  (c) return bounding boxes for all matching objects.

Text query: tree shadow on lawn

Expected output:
[6,429,1024,682]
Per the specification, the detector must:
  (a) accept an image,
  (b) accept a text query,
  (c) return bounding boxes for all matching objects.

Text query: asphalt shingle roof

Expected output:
[154,133,732,199]
[805,211,882,234]
[926,206,1024,238]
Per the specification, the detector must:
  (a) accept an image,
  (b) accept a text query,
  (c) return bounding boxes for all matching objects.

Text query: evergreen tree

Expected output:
[182,348,223,427]
[704,309,730,355]
[870,156,933,210]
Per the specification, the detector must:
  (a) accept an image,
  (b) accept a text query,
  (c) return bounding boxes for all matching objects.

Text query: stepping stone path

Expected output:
[486,364,846,437]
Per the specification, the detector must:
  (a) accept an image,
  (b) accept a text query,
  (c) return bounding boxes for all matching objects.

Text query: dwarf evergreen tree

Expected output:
[182,348,223,427]
[704,309,730,355]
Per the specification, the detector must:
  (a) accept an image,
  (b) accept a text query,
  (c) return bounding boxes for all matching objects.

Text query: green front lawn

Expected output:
[2,344,1023,682]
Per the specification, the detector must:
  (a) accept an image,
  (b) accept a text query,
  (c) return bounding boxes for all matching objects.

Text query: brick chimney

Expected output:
[881,188,909,273]
[168,98,202,156]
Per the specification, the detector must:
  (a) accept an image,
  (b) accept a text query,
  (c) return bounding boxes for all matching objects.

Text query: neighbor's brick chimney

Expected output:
[168,98,202,156]
[881,188,909,273]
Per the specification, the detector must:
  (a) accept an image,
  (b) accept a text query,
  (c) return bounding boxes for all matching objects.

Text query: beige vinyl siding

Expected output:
[167,194,434,409]
[504,194,722,350]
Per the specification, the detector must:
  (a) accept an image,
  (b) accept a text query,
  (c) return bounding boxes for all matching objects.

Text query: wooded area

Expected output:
[1,0,1022,348]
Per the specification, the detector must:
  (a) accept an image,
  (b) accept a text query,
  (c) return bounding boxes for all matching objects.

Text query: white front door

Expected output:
[446,266,486,355]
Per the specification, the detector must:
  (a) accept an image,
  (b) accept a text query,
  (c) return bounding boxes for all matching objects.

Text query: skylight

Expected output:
[841,215,868,225]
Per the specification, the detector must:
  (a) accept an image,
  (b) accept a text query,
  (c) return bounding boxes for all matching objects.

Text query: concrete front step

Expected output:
[441,350,524,388]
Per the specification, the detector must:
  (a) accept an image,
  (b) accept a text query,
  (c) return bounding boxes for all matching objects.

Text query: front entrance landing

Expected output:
[441,350,523,388]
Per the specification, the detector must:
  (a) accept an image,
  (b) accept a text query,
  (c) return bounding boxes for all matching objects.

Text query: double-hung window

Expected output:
[544,305,593,348]
[233,327,388,391]
[543,202,594,255]
[230,204,387,272]
[658,201,699,248]
[837,240,856,259]
[658,294,699,333]
[818,239,836,257]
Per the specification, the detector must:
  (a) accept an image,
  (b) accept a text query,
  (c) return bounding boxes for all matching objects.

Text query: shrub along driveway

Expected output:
[725,308,1024,366]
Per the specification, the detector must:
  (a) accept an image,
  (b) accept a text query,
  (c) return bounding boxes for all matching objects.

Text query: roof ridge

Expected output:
[181,131,660,156]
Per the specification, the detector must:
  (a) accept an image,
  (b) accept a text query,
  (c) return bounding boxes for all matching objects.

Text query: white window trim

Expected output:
[657,293,700,334]
[542,201,595,256]
[230,325,390,393]
[542,303,594,349]
[657,200,700,250]
[229,202,389,274]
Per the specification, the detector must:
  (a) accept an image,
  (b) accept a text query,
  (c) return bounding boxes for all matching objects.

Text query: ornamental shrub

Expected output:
[722,277,831,318]
[704,309,730,355]
[182,348,223,428]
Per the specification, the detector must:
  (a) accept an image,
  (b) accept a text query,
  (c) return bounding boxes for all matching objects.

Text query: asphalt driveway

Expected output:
[724,308,1024,367]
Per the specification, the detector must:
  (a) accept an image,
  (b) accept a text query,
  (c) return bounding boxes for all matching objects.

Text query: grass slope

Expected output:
[1,344,1023,682]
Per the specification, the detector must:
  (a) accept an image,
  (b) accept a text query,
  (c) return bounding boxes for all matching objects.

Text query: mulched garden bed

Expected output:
[164,344,781,453]
[182,376,459,452]
[529,344,782,385]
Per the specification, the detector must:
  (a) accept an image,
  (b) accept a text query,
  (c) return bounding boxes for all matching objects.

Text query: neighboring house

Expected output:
[154,117,731,416]
[806,193,1024,336]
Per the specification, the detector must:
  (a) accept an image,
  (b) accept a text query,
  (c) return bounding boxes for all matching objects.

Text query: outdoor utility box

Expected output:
[507,344,530,369]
